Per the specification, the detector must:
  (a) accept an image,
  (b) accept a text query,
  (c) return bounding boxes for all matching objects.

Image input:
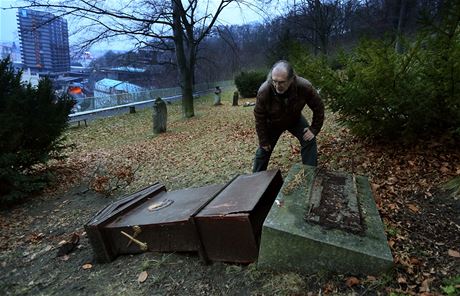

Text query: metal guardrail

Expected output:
[71,80,233,113]
[68,81,234,125]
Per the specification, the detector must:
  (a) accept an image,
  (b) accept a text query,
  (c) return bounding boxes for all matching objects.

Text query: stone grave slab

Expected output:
[257,164,393,275]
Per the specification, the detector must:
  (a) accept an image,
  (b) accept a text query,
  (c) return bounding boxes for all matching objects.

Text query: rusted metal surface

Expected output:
[85,184,223,262]
[85,182,166,262]
[85,169,283,263]
[194,169,283,263]
[304,171,365,235]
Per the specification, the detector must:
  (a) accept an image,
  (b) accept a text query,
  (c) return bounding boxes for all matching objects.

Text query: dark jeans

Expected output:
[253,115,317,172]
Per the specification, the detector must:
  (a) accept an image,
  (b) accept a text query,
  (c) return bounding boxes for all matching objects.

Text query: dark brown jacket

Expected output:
[254,76,325,147]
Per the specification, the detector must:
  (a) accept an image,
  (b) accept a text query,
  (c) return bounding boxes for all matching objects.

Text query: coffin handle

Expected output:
[121,227,148,251]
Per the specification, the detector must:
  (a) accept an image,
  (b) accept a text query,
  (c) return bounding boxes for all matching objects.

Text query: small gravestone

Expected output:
[152,97,167,134]
[232,91,239,106]
[258,164,393,275]
[213,86,222,106]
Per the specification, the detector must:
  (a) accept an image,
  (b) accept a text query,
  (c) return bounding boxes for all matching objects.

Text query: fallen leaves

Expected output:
[137,271,148,283]
[345,276,360,287]
[407,203,420,214]
[57,233,80,257]
[1,96,457,295]
[397,276,407,284]
[419,278,433,293]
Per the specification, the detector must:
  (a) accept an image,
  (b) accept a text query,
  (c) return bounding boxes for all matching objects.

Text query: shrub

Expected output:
[289,2,460,142]
[289,45,337,105]
[234,71,266,98]
[0,57,74,205]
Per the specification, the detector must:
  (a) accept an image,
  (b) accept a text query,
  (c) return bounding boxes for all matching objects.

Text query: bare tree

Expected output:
[290,0,348,55]
[17,0,245,118]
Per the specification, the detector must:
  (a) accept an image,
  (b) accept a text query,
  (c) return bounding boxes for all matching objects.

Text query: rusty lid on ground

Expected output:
[197,170,281,216]
[106,184,224,227]
[305,170,365,235]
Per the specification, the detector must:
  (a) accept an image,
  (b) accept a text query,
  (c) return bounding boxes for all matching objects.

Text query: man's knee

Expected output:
[253,147,271,172]
[301,138,317,149]
[255,147,270,158]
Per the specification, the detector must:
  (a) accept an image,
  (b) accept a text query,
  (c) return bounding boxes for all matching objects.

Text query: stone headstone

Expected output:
[213,86,222,106]
[232,91,239,106]
[152,97,167,134]
[257,164,393,275]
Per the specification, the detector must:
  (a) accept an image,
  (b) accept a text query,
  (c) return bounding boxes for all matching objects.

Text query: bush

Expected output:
[290,2,460,142]
[234,71,266,98]
[0,57,74,205]
[289,44,337,104]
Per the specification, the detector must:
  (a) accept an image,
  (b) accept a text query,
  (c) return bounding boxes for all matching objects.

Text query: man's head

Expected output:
[269,60,295,94]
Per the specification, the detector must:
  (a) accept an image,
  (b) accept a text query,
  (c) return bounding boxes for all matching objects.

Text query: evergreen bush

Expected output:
[0,57,74,205]
[290,2,460,142]
[234,71,266,98]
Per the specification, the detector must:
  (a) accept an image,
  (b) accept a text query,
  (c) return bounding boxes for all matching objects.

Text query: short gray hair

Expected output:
[267,60,295,82]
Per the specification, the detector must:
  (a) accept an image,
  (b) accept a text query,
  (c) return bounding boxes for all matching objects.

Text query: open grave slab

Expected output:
[258,164,393,275]
[85,169,283,263]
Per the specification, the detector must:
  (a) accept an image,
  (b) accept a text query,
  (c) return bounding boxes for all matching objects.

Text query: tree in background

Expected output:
[18,0,248,118]
[0,58,74,205]
[291,1,460,143]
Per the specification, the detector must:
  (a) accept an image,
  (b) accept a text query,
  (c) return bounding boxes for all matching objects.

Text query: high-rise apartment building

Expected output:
[17,9,70,73]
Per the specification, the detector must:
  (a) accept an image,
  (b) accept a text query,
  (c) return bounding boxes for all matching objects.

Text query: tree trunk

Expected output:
[181,72,194,117]
[172,0,194,118]
[395,0,407,53]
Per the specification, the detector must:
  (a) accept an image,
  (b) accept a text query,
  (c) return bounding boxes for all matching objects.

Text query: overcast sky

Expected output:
[0,0,18,43]
[0,0,284,50]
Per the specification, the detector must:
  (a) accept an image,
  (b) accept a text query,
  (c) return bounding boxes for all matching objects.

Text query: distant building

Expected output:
[20,68,40,87]
[100,66,147,86]
[17,8,70,73]
[0,42,21,62]
[94,78,144,109]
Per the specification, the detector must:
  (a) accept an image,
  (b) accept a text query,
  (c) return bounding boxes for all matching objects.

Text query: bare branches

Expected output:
[18,0,254,118]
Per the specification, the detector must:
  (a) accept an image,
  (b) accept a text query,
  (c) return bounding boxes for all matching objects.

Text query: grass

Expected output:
[63,90,330,194]
[54,89,459,294]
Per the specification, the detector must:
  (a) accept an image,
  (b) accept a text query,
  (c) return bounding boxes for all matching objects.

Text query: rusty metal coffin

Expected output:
[85,183,224,262]
[193,169,283,263]
[85,169,282,263]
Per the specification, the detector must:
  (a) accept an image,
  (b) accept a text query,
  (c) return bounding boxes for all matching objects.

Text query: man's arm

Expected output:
[254,83,271,148]
[305,86,325,136]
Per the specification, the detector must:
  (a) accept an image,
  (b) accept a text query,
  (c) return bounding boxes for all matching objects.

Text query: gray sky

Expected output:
[0,0,284,50]
[0,0,18,43]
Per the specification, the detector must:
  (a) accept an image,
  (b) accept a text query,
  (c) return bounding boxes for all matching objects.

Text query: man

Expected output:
[253,60,325,172]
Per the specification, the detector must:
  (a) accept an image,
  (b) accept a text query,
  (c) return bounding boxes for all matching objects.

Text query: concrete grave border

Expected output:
[258,164,393,275]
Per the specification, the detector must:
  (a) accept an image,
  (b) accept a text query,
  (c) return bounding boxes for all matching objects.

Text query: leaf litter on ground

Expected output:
[1,91,459,295]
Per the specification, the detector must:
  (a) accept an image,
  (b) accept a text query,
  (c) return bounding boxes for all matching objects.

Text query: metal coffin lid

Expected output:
[194,169,283,263]
[107,184,224,226]
[85,183,224,263]
[86,182,166,227]
[84,182,167,262]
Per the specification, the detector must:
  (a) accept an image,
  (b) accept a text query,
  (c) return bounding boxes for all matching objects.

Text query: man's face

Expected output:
[271,67,292,94]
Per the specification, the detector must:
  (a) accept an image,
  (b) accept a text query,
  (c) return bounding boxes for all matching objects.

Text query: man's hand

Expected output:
[303,128,315,141]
